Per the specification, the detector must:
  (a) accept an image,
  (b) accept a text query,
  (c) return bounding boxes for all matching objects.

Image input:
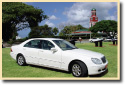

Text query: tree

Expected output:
[28,24,54,38]
[41,24,53,36]
[2,2,47,41]
[28,26,41,38]
[77,24,84,30]
[52,27,59,36]
[89,20,117,37]
[59,25,87,39]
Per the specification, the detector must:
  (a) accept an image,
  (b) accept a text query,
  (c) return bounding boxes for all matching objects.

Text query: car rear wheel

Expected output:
[17,55,26,66]
[71,61,88,77]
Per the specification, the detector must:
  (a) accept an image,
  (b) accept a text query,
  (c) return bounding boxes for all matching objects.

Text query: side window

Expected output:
[24,40,42,49]
[42,40,55,50]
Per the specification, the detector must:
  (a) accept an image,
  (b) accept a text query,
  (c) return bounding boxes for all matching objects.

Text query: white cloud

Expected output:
[49,15,59,20]
[58,21,75,31]
[63,2,117,28]
[105,15,116,20]
[45,21,55,27]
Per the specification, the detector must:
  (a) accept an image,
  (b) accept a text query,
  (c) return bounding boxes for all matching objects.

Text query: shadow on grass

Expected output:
[29,64,71,74]
[89,69,108,77]
[29,64,108,77]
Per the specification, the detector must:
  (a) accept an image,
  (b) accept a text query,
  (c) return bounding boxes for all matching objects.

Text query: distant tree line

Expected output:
[28,25,59,38]
[59,24,88,37]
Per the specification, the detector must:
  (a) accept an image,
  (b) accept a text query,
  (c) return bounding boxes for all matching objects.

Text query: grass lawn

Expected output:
[2,42,118,78]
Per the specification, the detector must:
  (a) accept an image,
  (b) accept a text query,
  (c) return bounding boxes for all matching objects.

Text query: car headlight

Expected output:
[91,58,102,64]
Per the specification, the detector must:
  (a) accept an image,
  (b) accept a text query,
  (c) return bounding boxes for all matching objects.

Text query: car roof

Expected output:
[29,38,63,41]
[20,38,63,46]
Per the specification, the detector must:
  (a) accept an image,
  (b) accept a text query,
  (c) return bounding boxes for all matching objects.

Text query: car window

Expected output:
[53,40,77,50]
[24,40,42,49]
[42,40,55,50]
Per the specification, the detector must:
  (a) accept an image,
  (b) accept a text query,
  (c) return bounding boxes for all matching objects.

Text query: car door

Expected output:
[38,40,62,69]
[23,40,41,64]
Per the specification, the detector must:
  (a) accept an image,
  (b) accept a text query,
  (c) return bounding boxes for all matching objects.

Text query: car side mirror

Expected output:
[51,48,58,52]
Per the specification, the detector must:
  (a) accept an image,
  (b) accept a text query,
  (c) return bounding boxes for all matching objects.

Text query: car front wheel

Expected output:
[90,40,93,43]
[17,55,26,66]
[71,61,88,77]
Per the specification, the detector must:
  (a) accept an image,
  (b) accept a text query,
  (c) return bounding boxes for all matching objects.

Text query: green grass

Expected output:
[2,42,117,78]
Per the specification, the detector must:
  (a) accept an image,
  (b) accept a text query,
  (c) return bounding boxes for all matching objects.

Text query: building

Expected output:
[89,8,98,28]
[70,29,91,39]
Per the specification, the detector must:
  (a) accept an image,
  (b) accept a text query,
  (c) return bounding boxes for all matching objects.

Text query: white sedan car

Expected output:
[89,38,103,42]
[10,38,108,77]
[104,38,112,42]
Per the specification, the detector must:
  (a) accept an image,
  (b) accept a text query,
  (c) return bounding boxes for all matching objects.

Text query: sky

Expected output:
[18,2,117,38]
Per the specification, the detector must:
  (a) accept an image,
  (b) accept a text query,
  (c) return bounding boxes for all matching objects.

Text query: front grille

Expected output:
[101,56,106,63]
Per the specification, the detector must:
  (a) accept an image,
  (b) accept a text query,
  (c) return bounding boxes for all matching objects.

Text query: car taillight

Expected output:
[11,48,13,52]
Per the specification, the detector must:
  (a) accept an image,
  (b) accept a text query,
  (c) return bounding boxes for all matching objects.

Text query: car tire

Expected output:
[71,61,88,77]
[17,55,26,66]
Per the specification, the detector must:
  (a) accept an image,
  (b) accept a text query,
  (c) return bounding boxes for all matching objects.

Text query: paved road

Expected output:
[75,39,90,43]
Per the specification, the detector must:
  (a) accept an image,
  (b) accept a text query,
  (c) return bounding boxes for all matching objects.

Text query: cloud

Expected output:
[45,21,55,27]
[49,15,59,20]
[105,15,116,20]
[58,21,75,31]
[63,2,117,28]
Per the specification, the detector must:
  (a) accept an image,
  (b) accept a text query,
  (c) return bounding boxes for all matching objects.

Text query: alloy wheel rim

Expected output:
[72,64,81,76]
[18,56,24,65]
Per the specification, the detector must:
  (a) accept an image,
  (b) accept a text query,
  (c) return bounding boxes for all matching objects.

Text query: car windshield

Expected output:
[53,40,77,51]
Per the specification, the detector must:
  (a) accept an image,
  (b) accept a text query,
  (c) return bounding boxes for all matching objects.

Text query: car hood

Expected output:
[64,48,104,58]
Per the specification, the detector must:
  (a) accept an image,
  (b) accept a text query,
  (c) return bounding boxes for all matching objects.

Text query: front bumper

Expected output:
[88,61,108,75]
